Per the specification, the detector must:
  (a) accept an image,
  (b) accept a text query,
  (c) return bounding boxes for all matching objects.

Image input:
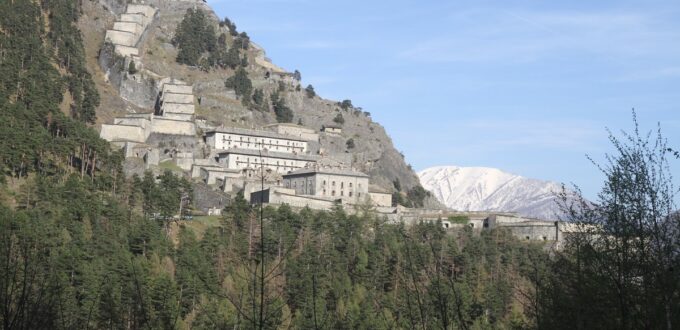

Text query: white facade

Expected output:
[206,128,308,154]
[369,192,393,207]
[321,125,342,134]
[283,168,369,204]
[200,166,241,185]
[217,149,318,175]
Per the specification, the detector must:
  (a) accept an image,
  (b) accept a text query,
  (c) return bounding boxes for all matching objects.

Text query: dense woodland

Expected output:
[1,1,679,329]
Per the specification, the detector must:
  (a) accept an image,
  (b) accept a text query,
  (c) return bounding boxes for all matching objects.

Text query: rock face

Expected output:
[83,0,440,206]
[418,166,577,220]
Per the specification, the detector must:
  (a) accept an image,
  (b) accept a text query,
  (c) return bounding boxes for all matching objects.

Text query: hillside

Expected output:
[419,166,576,220]
[80,0,440,207]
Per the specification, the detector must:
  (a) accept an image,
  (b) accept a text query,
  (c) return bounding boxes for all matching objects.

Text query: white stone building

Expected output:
[263,123,319,142]
[321,125,342,135]
[369,185,393,207]
[216,148,318,175]
[282,168,369,204]
[205,127,308,154]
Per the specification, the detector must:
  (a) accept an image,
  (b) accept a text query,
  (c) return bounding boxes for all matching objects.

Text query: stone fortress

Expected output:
[100,4,393,212]
[98,3,576,248]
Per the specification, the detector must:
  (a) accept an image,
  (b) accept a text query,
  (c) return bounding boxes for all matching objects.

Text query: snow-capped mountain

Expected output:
[418,166,574,220]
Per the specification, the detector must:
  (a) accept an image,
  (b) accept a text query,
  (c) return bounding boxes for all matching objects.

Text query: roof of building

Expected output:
[205,127,307,142]
[322,124,342,130]
[216,148,320,162]
[283,167,369,178]
[263,123,317,132]
[200,166,241,173]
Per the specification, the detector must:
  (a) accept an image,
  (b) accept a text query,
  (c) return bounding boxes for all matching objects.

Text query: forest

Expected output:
[1,1,679,329]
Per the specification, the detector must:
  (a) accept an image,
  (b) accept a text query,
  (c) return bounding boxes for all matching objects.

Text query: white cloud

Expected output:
[399,10,680,64]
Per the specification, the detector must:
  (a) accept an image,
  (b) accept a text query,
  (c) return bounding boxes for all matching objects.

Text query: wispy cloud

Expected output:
[398,10,680,64]
[464,118,603,150]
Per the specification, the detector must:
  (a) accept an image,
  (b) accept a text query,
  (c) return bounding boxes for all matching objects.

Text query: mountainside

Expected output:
[79,0,441,208]
[419,166,574,220]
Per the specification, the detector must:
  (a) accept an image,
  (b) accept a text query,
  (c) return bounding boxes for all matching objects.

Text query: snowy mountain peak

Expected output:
[418,166,570,220]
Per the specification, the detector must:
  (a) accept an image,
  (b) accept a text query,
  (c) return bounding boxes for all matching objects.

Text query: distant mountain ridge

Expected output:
[418,166,574,220]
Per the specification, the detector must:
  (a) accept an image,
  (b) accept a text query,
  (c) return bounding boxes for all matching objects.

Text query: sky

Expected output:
[207,0,680,201]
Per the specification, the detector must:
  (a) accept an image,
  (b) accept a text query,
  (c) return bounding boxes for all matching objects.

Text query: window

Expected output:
[340,191,344,196]
[323,180,326,185]
[332,181,336,186]
[331,190,336,196]
[341,182,344,188]
[323,189,326,195]
[349,182,353,188]
[349,192,353,197]
[358,193,361,197]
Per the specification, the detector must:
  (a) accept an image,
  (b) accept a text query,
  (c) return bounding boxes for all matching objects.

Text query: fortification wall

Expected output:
[151,118,196,136]
[163,93,194,104]
[163,84,193,94]
[501,223,559,241]
[163,113,193,121]
[126,4,157,19]
[271,191,336,210]
[120,13,145,25]
[162,102,195,114]
[114,116,151,129]
[101,124,146,143]
[113,22,143,37]
[114,45,139,58]
[105,30,136,47]
[370,192,392,207]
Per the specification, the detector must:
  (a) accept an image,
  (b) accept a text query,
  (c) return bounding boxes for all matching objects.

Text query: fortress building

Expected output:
[282,168,369,204]
[216,148,319,175]
[205,127,308,154]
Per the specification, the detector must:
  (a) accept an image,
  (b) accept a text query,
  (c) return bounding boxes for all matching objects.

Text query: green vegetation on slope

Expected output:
[1,1,678,328]
[0,0,118,181]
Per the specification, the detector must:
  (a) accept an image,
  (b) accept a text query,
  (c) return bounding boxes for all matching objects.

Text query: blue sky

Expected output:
[207,0,680,200]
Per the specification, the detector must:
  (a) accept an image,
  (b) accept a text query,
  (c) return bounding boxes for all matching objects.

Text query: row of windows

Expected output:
[322,180,361,189]
[321,189,360,198]
[219,135,305,148]
[235,156,303,167]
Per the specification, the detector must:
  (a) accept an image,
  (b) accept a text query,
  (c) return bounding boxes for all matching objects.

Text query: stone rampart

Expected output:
[114,116,151,129]
[101,124,146,143]
[126,4,157,19]
[163,113,194,121]
[151,117,196,136]
[162,102,195,114]
[120,13,145,25]
[105,30,136,47]
[114,45,139,57]
[113,22,143,38]
[162,93,194,104]
[163,84,193,94]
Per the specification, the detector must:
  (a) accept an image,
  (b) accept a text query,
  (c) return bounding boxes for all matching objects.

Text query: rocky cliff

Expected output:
[80,0,440,207]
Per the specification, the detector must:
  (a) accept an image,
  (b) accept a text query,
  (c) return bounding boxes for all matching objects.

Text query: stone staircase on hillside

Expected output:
[100,80,197,154]
[104,4,157,65]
